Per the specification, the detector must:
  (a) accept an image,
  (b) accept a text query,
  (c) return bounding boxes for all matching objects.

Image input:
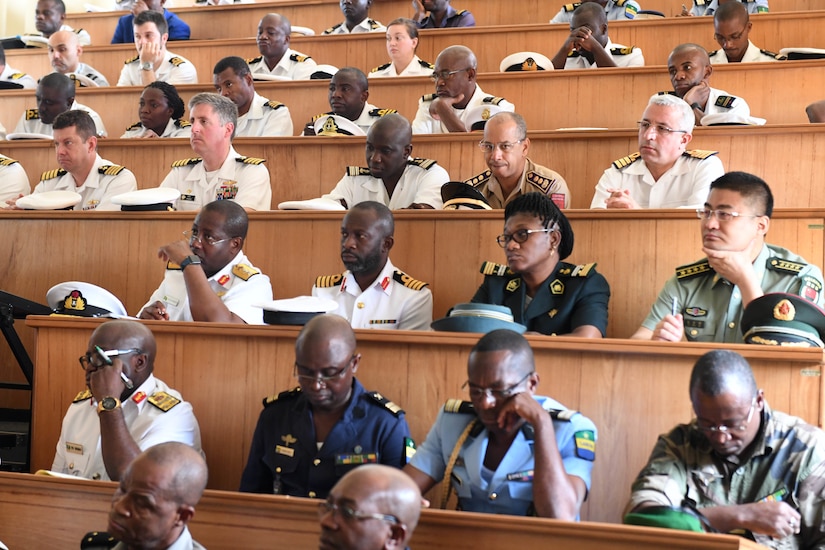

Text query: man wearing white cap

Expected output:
[551,2,644,69]
[52,320,201,481]
[48,30,109,87]
[139,199,272,324]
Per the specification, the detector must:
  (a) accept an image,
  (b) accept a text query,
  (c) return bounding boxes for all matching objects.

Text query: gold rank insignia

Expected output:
[368,19,382,29]
[290,53,310,62]
[169,57,185,67]
[527,171,556,193]
[714,95,736,109]
[0,157,19,166]
[175,119,191,128]
[171,157,202,168]
[768,258,806,274]
[25,108,40,121]
[407,158,437,170]
[465,170,492,188]
[563,2,581,12]
[237,156,266,165]
[347,166,371,177]
[264,100,285,110]
[41,168,67,181]
[368,391,405,416]
[480,261,513,276]
[393,270,429,290]
[550,279,565,295]
[444,399,474,414]
[570,263,595,277]
[371,62,391,73]
[612,152,641,169]
[125,121,142,131]
[246,55,262,64]
[418,59,434,69]
[610,46,636,55]
[676,260,712,279]
[232,263,260,281]
[548,309,558,318]
[369,108,398,118]
[421,93,437,102]
[98,165,125,176]
[506,278,520,292]
[683,150,719,160]
[482,96,506,106]
[73,388,93,402]
[148,391,181,412]
[124,55,139,64]
[315,273,344,288]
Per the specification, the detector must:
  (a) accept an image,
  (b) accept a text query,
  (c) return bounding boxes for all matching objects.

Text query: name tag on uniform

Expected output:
[180,194,196,202]
[506,469,534,482]
[162,295,180,307]
[275,445,295,457]
[66,442,84,454]
[368,319,397,325]
[336,453,377,465]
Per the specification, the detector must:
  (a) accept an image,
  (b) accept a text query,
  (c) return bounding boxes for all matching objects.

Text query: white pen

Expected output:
[672,297,679,316]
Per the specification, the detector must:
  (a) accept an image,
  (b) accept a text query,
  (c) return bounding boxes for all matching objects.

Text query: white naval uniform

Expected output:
[551,0,639,23]
[159,145,271,211]
[690,0,768,15]
[21,24,91,46]
[312,258,433,330]
[412,85,515,135]
[117,49,198,87]
[51,374,201,481]
[590,151,725,209]
[61,62,110,86]
[236,92,294,137]
[709,41,783,64]
[120,117,192,138]
[699,87,758,124]
[369,56,434,78]
[247,49,317,81]
[323,158,448,209]
[310,102,395,135]
[141,250,272,324]
[33,154,137,211]
[563,39,645,69]
[0,154,31,202]
[0,64,36,89]
[13,101,108,137]
[0,122,5,140]
[322,18,386,34]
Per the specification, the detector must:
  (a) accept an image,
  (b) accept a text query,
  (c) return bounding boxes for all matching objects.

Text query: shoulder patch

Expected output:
[25,108,40,121]
[246,55,263,64]
[393,270,429,291]
[9,72,26,80]
[171,157,202,168]
[367,391,404,416]
[676,259,711,280]
[147,391,181,412]
[761,49,786,60]
[610,46,635,55]
[444,398,475,414]
[714,95,737,109]
[683,150,719,160]
[73,388,93,403]
[480,261,513,277]
[263,386,301,407]
[612,152,641,169]
[767,257,807,275]
[232,263,260,281]
[465,170,492,188]
[324,23,343,34]
[314,273,344,288]
[98,165,125,176]
[347,166,371,177]
[482,96,506,106]
[562,3,582,13]
[124,55,139,64]
[455,9,467,15]
[418,59,434,69]
[421,93,437,102]
[558,262,596,278]
[289,53,311,62]
[367,18,382,29]
[371,62,391,73]
[407,157,437,170]
[41,168,67,181]
[264,100,285,111]
[368,108,397,118]
[168,56,186,67]
[125,121,142,131]
[526,170,558,194]
[174,118,191,128]
[0,157,20,166]
[236,156,266,165]
[550,408,579,421]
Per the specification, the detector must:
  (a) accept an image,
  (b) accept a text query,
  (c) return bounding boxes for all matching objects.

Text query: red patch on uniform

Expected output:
[380,277,390,290]
[132,391,147,404]
[551,194,566,209]
[218,274,230,286]
[805,286,818,302]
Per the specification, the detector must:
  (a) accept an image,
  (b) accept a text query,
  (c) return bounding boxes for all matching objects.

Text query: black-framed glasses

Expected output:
[429,68,470,82]
[79,348,142,369]
[696,397,757,435]
[182,230,230,246]
[478,140,524,153]
[496,228,553,248]
[462,371,534,401]
[294,355,357,387]
[318,500,401,525]
[637,120,688,136]
[695,208,760,223]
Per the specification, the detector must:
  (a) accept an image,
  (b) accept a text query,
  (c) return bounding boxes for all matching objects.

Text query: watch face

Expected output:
[102,397,118,410]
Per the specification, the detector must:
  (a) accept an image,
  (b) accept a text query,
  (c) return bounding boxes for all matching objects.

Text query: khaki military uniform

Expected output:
[465,158,570,209]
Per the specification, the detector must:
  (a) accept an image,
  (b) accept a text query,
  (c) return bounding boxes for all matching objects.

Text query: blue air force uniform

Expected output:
[471,261,610,336]
[239,379,411,498]
[410,396,597,516]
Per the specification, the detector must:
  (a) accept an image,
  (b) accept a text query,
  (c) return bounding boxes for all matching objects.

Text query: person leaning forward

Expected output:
[239,314,412,498]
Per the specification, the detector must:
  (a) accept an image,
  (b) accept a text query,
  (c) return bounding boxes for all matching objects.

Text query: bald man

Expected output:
[413,45,514,134]
[52,320,201,482]
[626,350,825,547]
[240,314,411,499]
[247,13,317,81]
[48,30,109,86]
[322,114,447,209]
[83,442,208,550]
[708,2,783,64]
[552,2,644,69]
[320,464,422,550]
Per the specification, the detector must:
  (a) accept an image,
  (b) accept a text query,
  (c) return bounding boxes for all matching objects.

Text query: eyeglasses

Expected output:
[182,230,231,246]
[462,371,534,401]
[696,397,757,435]
[714,26,747,44]
[79,348,142,369]
[496,228,553,248]
[695,208,760,223]
[478,140,524,153]
[429,68,470,82]
[294,355,356,387]
[637,120,688,136]
[318,500,401,525]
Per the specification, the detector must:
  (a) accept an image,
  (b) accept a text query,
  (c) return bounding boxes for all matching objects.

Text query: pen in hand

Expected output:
[95,345,135,390]
[671,297,679,317]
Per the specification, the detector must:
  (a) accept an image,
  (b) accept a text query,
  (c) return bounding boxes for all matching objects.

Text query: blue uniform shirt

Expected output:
[112,9,191,44]
[410,395,597,516]
[239,378,410,498]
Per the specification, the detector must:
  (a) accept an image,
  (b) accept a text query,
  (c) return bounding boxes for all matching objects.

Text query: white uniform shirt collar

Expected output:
[626,154,692,181]
[240,93,266,123]
[342,258,396,296]
[208,250,246,286]
[185,145,239,184]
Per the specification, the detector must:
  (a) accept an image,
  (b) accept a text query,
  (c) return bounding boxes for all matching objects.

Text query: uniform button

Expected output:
[313,459,321,466]
[92,473,101,480]
[68,462,74,469]
[357,302,365,309]
[690,329,698,336]
[489,493,497,501]
[276,467,282,473]
[308,491,316,498]
[728,322,735,329]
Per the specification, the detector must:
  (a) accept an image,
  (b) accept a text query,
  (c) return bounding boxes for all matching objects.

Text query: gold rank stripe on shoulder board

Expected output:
[683,150,719,160]
[768,258,807,274]
[407,158,437,170]
[73,388,93,402]
[393,270,429,291]
[480,261,513,276]
[419,59,434,69]
[25,108,40,121]
[290,53,311,62]
[421,93,437,102]
[526,171,556,193]
[315,273,344,288]
[126,121,142,131]
[369,108,397,117]
[171,157,202,168]
[549,409,578,421]
[169,57,185,67]
[175,119,191,128]
[237,156,266,165]
[41,168,67,181]
[612,152,641,169]
[0,157,19,166]
[264,100,285,110]
[371,62,391,73]
[465,170,492,188]
[124,55,139,64]
[563,3,581,12]
[610,46,636,55]
[98,165,125,176]
[348,166,371,177]
[232,263,260,281]
[246,55,262,64]
[369,392,404,416]
[714,95,737,109]
[676,260,711,279]
[147,391,181,412]
[368,19,382,29]
[569,263,596,277]
[482,96,506,106]
[444,398,474,414]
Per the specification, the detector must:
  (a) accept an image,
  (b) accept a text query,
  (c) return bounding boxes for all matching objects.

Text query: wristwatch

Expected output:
[97,396,121,414]
[140,61,153,71]
[179,255,202,271]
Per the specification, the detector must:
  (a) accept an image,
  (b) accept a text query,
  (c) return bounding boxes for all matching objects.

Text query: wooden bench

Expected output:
[0,471,766,549]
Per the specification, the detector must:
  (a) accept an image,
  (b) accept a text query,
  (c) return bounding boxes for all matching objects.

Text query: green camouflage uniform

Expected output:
[627,402,825,549]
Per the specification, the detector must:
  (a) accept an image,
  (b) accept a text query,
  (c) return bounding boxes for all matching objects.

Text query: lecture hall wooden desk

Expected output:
[0,472,768,550]
[25,316,825,523]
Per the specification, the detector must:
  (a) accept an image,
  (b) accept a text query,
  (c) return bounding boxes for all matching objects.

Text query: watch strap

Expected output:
[97,397,121,413]
[180,255,202,271]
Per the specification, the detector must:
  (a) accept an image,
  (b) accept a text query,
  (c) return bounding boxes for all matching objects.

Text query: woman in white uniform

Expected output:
[368,18,434,78]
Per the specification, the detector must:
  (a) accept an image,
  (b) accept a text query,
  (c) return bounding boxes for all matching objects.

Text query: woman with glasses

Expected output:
[472,192,610,337]
[121,81,191,139]
[368,18,433,78]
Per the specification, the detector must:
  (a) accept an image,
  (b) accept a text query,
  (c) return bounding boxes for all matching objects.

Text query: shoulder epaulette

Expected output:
[760,49,786,60]
[312,111,333,122]
[168,56,186,67]
[482,96,506,106]
[562,3,582,13]
[444,398,474,414]
[694,0,708,6]
[324,22,343,34]
[368,108,397,118]
[289,53,311,62]
[610,46,635,55]
[612,152,641,169]
[370,62,392,73]
[315,273,344,288]
[147,391,181,412]
[549,408,579,421]
[708,49,719,57]
[124,55,139,64]
[714,95,737,109]
[407,157,437,170]
[236,156,266,165]
[455,9,468,15]
[675,259,712,280]
[418,59,435,69]
[174,118,191,128]
[367,391,404,416]
[526,170,558,194]
[263,386,301,407]
[73,388,93,403]
[232,263,260,281]
[558,262,597,278]
[10,72,26,80]
[683,150,718,160]
[465,169,492,188]
[421,93,437,102]
[41,168,67,181]
[98,165,125,176]
[0,157,20,166]
[767,257,808,275]
[657,90,678,96]
[125,121,142,131]
[615,0,627,5]
[246,55,263,64]
[480,261,513,277]
[264,100,285,111]
[393,270,429,291]
[171,157,202,168]
[80,531,117,549]
[347,166,371,177]
[367,18,382,29]
[25,108,40,121]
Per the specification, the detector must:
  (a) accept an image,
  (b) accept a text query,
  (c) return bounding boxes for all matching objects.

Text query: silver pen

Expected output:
[672,297,679,316]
